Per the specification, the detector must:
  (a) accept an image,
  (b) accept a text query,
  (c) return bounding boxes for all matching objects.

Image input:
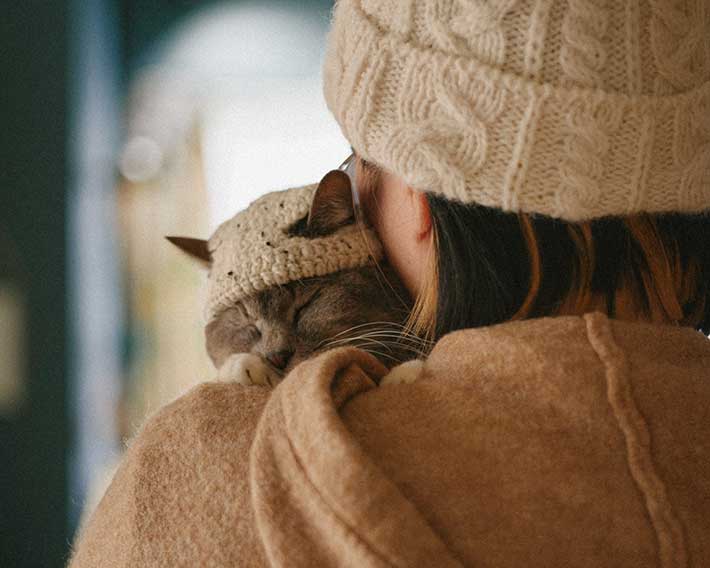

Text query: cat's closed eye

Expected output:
[205,308,263,368]
[240,324,261,342]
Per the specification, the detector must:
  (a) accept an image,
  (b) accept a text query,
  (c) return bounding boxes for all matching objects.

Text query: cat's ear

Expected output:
[165,236,211,267]
[306,169,355,236]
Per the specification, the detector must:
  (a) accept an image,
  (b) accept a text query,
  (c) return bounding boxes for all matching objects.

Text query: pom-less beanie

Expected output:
[323,0,710,221]
[206,184,383,320]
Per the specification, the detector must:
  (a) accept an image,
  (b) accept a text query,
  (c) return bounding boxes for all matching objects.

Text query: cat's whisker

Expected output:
[329,335,402,352]
[356,346,401,364]
[346,342,428,361]
[364,325,435,345]
[324,334,432,360]
[322,335,395,353]
[317,321,435,361]
[326,336,401,363]
[353,340,398,355]
[347,331,434,353]
[351,337,423,355]
[354,330,433,345]
[328,321,407,336]
[315,321,410,347]
[325,321,431,343]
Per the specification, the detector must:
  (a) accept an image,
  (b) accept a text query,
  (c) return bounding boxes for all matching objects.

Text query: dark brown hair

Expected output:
[426,195,710,339]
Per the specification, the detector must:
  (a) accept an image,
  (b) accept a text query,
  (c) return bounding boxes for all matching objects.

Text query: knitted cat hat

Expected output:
[323,0,710,221]
[199,171,382,320]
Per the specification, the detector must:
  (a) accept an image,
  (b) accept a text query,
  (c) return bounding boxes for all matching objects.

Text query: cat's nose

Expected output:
[266,350,293,370]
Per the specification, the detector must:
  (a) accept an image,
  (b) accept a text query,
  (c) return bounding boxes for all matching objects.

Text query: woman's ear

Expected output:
[411,189,432,242]
[165,236,211,268]
[306,169,355,236]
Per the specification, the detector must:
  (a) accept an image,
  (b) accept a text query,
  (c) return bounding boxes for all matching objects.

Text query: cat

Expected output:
[206,264,424,387]
[169,169,427,387]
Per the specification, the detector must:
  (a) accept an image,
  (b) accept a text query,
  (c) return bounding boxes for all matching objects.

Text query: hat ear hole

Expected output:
[285,214,309,237]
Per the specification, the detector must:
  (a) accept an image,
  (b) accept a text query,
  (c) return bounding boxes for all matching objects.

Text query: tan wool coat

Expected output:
[68,313,710,567]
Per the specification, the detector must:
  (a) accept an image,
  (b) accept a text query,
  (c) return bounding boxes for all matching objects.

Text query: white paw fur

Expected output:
[216,353,281,387]
[379,359,425,386]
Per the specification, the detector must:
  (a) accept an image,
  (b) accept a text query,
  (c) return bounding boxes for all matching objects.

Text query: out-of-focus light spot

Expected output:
[0,283,26,418]
[124,1,349,223]
[119,135,164,182]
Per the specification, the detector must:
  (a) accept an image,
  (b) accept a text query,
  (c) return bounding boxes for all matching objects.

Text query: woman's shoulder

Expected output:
[425,312,709,385]
[130,380,271,448]
[69,381,272,568]
[343,314,710,566]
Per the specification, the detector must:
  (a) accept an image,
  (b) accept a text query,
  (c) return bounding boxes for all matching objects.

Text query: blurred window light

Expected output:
[79,0,348,530]
[201,77,349,226]
[122,0,349,229]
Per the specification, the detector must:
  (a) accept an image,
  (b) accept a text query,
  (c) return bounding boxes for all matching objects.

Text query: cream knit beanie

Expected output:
[206,184,382,320]
[323,0,710,221]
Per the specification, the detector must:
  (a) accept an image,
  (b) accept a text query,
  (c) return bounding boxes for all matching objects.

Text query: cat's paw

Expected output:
[379,359,425,386]
[216,353,280,387]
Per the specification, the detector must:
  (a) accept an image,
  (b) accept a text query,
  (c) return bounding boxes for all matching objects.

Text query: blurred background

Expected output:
[1,1,346,565]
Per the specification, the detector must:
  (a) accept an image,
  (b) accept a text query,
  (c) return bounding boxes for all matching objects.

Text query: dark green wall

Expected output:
[0,2,70,567]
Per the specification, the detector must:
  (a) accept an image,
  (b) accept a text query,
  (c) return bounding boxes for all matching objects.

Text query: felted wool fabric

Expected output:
[206,184,382,321]
[323,0,710,221]
[68,313,710,566]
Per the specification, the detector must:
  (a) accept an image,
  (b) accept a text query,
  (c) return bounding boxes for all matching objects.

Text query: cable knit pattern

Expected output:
[424,0,462,54]
[386,61,507,202]
[650,0,709,92]
[628,111,657,211]
[649,0,710,211]
[559,0,618,213]
[677,86,710,210]
[523,0,554,80]
[205,185,382,321]
[624,0,643,94]
[451,0,518,67]
[361,0,414,38]
[322,0,710,220]
[560,0,609,89]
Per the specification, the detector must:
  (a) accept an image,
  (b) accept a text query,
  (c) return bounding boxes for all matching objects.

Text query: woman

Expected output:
[70,0,710,566]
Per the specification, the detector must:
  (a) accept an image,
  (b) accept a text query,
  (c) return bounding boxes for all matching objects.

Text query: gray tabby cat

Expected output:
[169,171,426,387]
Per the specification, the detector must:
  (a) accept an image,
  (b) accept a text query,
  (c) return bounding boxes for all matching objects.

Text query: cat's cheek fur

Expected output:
[378,359,425,386]
[216,353,281,387]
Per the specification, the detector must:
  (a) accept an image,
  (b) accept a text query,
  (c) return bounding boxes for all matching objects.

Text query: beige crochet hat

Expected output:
[206,181,382,320]
[323,0,710,221]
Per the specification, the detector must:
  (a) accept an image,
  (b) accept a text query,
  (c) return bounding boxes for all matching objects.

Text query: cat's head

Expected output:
[203,265,411,373]
[169,169,415,378]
